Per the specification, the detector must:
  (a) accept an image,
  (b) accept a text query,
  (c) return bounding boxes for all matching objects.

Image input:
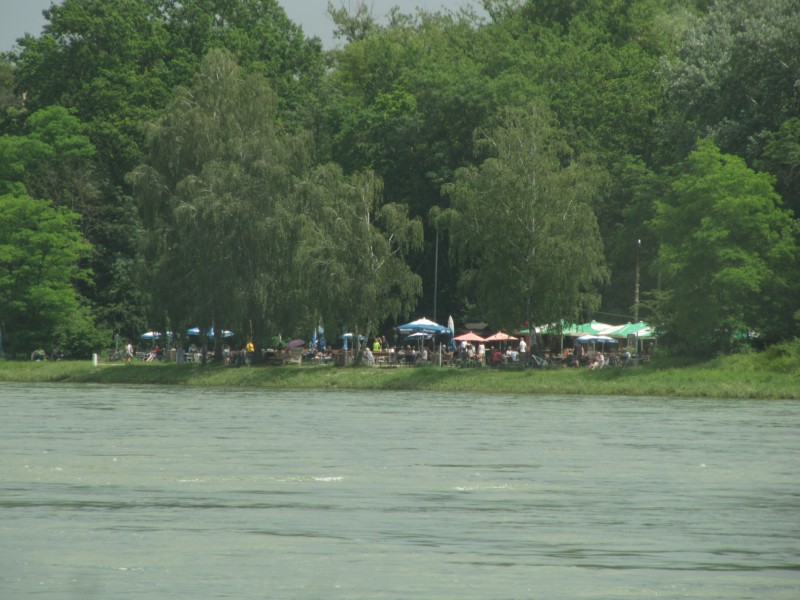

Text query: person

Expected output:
[31,349,45,361]
[492,347,503,366]
[590,351,605,370]
[577,344,587,366]
[222,344,231,366]
[364,346,374,365]
[124,340,134,365]
[623,348,632,366]
[146,344,160,362]
[404,345,414,365]
[372,338,382,352]
[245,338,255,365]
[477,342,485,365]
[519,337,527,358]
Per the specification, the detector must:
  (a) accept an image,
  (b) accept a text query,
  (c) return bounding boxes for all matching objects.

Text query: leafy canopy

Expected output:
[650,140,799,353]
[439,103,609,329]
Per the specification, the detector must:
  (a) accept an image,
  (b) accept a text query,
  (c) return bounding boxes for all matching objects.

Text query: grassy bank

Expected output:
[2,343,798,399]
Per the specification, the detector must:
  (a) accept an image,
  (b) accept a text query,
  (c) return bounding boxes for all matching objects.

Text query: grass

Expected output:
[2,341,798,399]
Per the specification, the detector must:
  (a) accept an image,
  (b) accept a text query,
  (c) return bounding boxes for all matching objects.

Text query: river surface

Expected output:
[1,383,798,599]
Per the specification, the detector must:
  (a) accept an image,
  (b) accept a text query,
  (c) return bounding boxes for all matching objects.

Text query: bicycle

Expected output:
[527,353,554,369]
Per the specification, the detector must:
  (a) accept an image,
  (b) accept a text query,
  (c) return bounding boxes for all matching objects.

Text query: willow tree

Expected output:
[438,103,608,331]
[128,49,308,346]
[296,163,423,359]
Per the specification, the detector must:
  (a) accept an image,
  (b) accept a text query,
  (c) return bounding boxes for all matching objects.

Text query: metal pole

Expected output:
[634,239,641,360]
[634,239,641,323]
[433,229,439,324]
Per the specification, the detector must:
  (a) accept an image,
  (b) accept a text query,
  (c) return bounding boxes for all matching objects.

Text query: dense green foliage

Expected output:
[1,0,798,358]
[439,104,608,329]
[650,140,798,353]
[0,194,104,357]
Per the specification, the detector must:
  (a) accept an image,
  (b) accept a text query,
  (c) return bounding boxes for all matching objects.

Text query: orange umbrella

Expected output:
[453,332,486,342]
[484,331,518,342]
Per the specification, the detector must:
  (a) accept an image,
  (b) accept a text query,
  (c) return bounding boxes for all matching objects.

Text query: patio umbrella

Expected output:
[484,331,518,342]
[140,331,161,340]
[340,333,364,350]
[187,327,234,338]
[287,339,305,349]
[576,335,618,344]
[453,332,486,342]
[405,332,432,340]
[396,317,450,335]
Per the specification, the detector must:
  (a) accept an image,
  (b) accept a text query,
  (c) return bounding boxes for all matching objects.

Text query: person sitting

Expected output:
[146,345,161,362]
[492,348,503,366]
[364,346,375,365]
[590,352,605,370]
[404,345,414,364]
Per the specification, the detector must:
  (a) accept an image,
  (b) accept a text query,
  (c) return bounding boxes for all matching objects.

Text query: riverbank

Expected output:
[2,342,798,399]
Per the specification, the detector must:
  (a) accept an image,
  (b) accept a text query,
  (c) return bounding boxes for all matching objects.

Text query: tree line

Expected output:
[1,0,798,359]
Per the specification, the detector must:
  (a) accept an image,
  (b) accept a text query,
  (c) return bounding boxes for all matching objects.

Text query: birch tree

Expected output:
[438,103,608,330]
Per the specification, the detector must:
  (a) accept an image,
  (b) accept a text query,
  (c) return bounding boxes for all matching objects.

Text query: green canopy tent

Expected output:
[533,320,614,354]
[598,322,656,357]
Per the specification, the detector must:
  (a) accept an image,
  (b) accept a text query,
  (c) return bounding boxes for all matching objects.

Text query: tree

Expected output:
[296,163,423,359]
[757,117,800,217]
[649,140,799,354]
[660,0,800,165]
[438,104,609,331]
[7,0,327,342]
[0,103,146,341]
[0,194,100,357]
[129,49,308,348]
[0,106,101,235]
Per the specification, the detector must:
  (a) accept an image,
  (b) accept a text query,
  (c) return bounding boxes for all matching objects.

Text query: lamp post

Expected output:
[433,229,439,323]
[634,239,641,323]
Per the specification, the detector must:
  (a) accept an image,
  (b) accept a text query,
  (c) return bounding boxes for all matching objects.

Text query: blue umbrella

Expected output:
[140,331,162,340]
[340,332,364,350]
[396,317,450,335]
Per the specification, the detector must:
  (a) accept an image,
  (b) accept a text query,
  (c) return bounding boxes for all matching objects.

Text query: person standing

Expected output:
[245,338,255,365]
[519,337,527,364]
[124,340,134,365]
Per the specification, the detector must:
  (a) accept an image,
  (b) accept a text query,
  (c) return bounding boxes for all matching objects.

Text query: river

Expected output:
[1,383,798,599]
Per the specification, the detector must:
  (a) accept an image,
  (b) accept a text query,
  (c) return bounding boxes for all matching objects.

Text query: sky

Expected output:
[0,0,483,53]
